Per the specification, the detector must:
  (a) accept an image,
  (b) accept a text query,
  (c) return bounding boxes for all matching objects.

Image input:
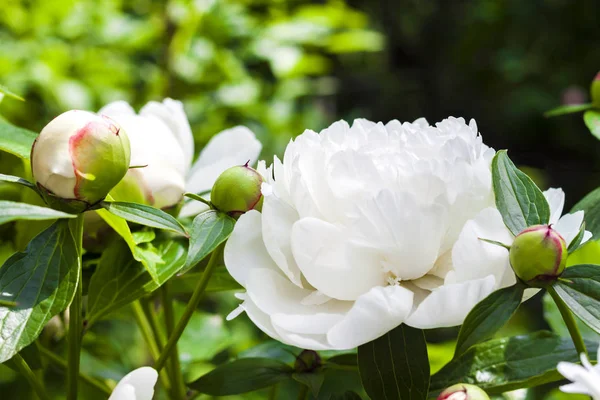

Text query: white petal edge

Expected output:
[405,275,496,329]
[544,188,565,225]
[326,285,414,350]
[224,210,280,287]
[109,367,158,400]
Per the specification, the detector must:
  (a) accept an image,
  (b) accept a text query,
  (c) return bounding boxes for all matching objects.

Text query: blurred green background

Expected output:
[1,0,600,399]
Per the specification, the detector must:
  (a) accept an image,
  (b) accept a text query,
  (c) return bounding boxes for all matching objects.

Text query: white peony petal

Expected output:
[140,99,194,169]
[452,207,513,284]
[185,126,262,201]
[327,285,414,350]
[291,217,387,301]
[109,385,136,400]
[224,210,280,287]
[136,162,186,209]
[554,211,584,246]
[261,192,303,287]
[544,188,565,225]
[350,189,447,281]
[109,367,158,400]
[406,275,496,329]
[98,100,136,118]
[238,297,282,342]
[245,268,351,323]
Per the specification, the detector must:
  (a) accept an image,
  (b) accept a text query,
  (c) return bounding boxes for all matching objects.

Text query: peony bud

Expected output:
[509,224,567,286]
[437,384,490,400]
[294,350,321,373]
[31,110,130,213]
[591,72,600,108]
[210,164,263,217]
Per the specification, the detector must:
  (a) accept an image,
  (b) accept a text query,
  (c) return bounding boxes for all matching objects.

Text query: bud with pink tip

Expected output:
[31,110,131,213]
[509,224,567,286]
[437,384,490,400]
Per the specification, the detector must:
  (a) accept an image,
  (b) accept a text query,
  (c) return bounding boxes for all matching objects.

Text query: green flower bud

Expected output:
[31,110,131,213]
[591,72,600,108]
[294,350,321,373]
[509,224,567,286]
[211,164,263,217]
[437,384,490,400]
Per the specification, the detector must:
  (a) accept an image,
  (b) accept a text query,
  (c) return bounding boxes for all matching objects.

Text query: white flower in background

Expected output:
[109,367,158,400]
[224,117,590,350]
[557,347,600,399]
[98,99,262,215]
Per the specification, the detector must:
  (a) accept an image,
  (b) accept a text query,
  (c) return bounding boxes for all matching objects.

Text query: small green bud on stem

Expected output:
[211,164,263,218]
[294,350,321,373]
[509,224,567,287]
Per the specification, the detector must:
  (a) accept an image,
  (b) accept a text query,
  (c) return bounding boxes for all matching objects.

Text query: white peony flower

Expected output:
[557,347,600,399]
[109,367,158,400]
[223,117,590,350]
[98,99,262,214]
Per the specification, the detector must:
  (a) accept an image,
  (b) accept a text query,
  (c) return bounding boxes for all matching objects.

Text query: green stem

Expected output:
[141,298,165,348]
[161,284,187,400]
[38,345,111,395]
[132,301,172,394]
[0,299,17,307]
[155,243,223,372]
[548,285,589,357]
[67,215,84,400]
[12,354,50,400]
[268,384,279,400]
[297,384,308,400]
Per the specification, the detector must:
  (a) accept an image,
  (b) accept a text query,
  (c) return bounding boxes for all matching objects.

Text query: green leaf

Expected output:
[170,267,242,294]
[357,324,430,400]
[491,150,550,235]
[101,201,188,236]
[187,358,294,395]
[454,283,525,357]
[0,220,79,363]
[0,173,37,191]
[584,110,600,139]
[430,331,598,395]
[0,84,25,101]
[568,221,586,253]
[0,120,37,160]
[544,103,592,117]
[86,237,187,327]
[5,344,43,373]
[571,186,600,241]
[166,303,231,364]
[184,211,235,271]
[329,391,363,400]
[95,209,185,283]
[292,372,325,397]
[553,264,600,334]
[543,292,600,342]
[0,200,76,225]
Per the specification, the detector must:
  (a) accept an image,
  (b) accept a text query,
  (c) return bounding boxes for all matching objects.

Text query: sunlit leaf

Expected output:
[0,200,76,225]
[0,120,37,160]
[491,150,550,235]
[0,221,79,363]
